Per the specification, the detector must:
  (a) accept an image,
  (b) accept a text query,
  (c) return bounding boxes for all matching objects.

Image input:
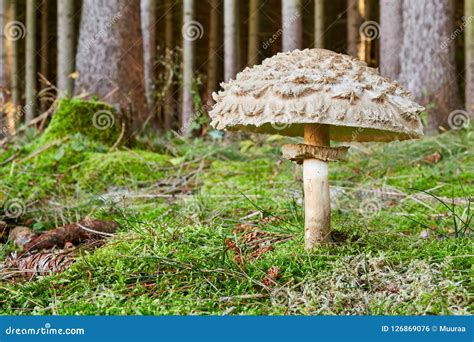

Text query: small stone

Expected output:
[419,229,431,239]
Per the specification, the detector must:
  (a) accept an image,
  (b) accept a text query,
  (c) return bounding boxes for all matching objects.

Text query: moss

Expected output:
[73,150,172,191]
[40,99,122,147]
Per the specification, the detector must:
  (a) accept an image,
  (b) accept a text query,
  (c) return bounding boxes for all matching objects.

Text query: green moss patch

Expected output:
[73,150,172,191]
[40,99,122,147]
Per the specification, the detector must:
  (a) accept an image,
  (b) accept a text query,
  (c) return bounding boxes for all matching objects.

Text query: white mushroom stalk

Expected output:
[209,48,425,249]
[303,124,331,247]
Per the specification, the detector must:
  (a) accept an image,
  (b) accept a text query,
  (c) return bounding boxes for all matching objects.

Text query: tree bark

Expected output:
[0,0,6,88]
[141,0,157,120]
[181,0,195,134]
[206,0,219,103]
[57,0,75,97]
[9,0,20,113]
[25,0,38,122]
[314,0,323,48]
[75,0,147,131]
[379,0,403,80]
[466,0,474,119]
[281,0,302,51]
[163,0,174,130]
[347,0,371,61]
[247,0,259,66]
[399,0,462,132]
[224,0,239,81]
[39,0,49,109]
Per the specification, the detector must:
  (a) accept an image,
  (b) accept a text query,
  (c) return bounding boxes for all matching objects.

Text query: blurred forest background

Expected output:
[0,0,472,139]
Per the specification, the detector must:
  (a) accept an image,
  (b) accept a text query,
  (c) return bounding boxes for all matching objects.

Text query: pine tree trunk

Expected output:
[466,0,474,119]
[75,0,147,131]
[181,0,195,134]
[57,0,75,97]
[379,0,402,80]
[39,0,49,108]
[314,0,323,48]
[399,0,462,132]
[347,0,370,61]
[9,0,20,113]
[224,0,239,81]
[25,0,38,122]
[282,0,302,51]
[141,0,157,120]
[0,0,6,88]
[163,0,174,130]
[247,0,259,66]
[206,0,219,103]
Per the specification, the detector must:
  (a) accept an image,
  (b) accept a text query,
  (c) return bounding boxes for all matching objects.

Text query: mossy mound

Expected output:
[73,150,172,191]
[40,99,122,147]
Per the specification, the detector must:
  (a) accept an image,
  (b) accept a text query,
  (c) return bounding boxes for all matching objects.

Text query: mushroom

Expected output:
[209,48,424,249]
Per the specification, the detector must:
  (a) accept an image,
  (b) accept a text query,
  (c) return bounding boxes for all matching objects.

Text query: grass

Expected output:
[0,111,472,315]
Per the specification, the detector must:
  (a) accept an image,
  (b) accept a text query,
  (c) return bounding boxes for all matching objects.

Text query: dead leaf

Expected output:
[422,151,442,164]
[263,266,280,287]
[23,219,118,253]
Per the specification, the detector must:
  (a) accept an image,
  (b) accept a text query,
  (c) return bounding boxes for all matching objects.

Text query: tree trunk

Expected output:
[247,0,259,66]
[57,0,75,97]
[181,0,195,134]
[399,0,462,132]
[39,0,49,110]
[141,0,157,120]
[347,0,371,61]
[281,0,302,51]
[9,0,20,113]
[314,0,323,48]
[466,0,474,119]
[163,0,174,130]
[224,0,239,81]
[206,0,219,103]
[75,0,147,131]
[379,0,402,80]
[0,0,6,89]
[25,0,38,122]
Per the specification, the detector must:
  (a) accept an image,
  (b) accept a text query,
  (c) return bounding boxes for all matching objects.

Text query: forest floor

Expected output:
[0,100,472,315]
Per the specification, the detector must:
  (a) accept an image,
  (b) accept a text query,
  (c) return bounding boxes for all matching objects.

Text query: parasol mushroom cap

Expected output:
[210,48,424,142]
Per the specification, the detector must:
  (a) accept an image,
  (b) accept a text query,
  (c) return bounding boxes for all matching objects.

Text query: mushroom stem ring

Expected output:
[284,124,349,249]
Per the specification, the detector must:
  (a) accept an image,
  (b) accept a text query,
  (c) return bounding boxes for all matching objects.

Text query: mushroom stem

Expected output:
[303,123,331,248]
